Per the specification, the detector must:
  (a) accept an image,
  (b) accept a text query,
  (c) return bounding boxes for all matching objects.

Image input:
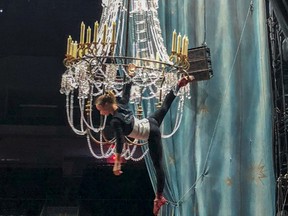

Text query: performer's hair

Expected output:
[95,91,117,106]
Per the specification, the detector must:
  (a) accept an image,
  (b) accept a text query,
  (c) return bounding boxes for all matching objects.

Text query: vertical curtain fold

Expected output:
[144,0,275,215]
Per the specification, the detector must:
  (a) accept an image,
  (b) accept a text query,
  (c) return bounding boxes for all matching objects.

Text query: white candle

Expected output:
[102,24,107,44]
[184,37,189,56]
[66,35,72,55]
[86,26,91,43]
[171,30,177,52]
[111,22,116,43]
[69,41,74,56]
[177,34,181,54]
[181,35,186,55]
[80,22,85,44]
[72,41,78,58]
[93,21,99,43]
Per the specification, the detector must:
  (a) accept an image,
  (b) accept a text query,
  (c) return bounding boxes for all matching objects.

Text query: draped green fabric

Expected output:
[143,0,276,215]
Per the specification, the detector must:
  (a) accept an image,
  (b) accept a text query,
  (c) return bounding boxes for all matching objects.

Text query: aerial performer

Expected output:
[95,72,195,215]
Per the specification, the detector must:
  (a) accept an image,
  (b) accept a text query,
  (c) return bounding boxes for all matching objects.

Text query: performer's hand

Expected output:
[127,63,136,77]
[113,162,123,176]
[178,75,195,87]
[113,169,123,176]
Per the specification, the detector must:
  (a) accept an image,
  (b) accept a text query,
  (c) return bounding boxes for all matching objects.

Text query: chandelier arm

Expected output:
[84,55,177,68]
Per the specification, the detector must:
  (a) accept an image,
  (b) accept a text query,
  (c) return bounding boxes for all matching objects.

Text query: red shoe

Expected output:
[177,75,195,87]
[153,196,167,215]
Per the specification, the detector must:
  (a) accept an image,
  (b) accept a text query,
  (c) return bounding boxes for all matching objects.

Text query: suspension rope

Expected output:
[202,0,207,45]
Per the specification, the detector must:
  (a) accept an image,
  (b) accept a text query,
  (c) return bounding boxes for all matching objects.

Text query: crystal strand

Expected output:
[130,148,149,161]
[100,131,115,158]
[99,130,105,157]
[161,94,184,138]
[117,0,126,57]
[79,98,85,131]
[88,129,116,145]
[79,99,107,133]
[122,144,138,160]
[148,0,170,63]
[66,94,86,135]
[86,134,113,159]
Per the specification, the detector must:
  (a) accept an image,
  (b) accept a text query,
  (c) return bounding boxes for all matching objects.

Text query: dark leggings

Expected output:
[147,90,176,194]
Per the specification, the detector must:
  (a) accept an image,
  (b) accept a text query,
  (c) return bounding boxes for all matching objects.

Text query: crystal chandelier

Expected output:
[59,0,212,161]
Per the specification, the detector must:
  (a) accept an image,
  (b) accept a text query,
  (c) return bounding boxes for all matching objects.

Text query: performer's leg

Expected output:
[149,90,176,126]
[148,119,167,215]
[148,121,165,194]
[147,76,194,214]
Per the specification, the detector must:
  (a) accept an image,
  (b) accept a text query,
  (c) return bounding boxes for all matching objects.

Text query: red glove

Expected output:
[177,75,195,87]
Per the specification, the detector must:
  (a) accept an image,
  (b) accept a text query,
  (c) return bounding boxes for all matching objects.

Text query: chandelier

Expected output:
[59,0,213,161]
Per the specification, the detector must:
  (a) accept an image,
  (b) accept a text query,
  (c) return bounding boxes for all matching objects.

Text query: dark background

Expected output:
[0,0,153,215]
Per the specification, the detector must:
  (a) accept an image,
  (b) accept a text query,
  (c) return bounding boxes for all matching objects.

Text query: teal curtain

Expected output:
[144,0,276,215]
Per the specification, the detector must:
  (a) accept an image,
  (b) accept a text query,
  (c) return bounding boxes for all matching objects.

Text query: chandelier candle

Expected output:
[93,21,99,43]
[171,30,177,53]
[80,21,85,45]
[66,35,72,55]
[86,26,91,44]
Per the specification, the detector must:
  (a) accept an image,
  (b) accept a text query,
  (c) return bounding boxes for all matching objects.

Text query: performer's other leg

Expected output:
[148,121,164,194]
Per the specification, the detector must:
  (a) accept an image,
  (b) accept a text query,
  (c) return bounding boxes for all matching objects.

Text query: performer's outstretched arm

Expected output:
[120,81,132,105]
[120,68,135,104]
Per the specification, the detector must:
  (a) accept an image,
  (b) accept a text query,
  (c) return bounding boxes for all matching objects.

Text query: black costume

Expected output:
[110,82,178,194]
